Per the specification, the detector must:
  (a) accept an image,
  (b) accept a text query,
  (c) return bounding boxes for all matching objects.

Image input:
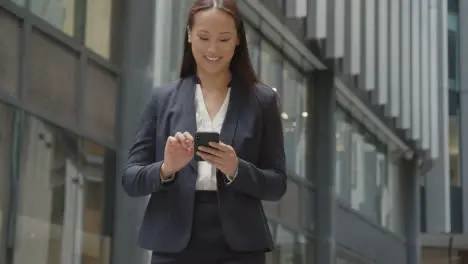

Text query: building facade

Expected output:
[421,0,468,263]
[0,1,447,264]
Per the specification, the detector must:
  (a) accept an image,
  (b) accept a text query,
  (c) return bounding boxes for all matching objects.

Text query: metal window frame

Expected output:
[0,1,120,150]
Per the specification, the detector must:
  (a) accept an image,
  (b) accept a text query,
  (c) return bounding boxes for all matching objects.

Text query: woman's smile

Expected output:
[204,55,221,62]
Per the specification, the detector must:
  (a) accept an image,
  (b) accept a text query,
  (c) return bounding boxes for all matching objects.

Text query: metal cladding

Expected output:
[303,0,447,159]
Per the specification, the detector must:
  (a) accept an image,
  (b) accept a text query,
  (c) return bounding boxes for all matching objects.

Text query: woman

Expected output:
[122,0,287,263]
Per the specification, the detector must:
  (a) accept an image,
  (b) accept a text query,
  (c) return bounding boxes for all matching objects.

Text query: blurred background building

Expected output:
[0,0,451,264]
[420,0,468,263]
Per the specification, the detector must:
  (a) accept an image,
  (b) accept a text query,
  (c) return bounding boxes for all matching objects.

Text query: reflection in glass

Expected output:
[80,139,114,264]
[169,0,194,79]
[448,12,459,90]
[381,155,396,230]
[0,103,13,249]
[362,140,377,220]
[10,0,26,6]
[260,40,282,90]
[350,129,364,212]
[449,115,460,186]
[13,116,70,264]
[271,224,310,264]
[245,24,261,73]
[282,63,307,177]
[276,225,294,264]
[279,179,300,228]
[12,115,114,264]
[297,234,310,264]
[86,0,114,59]
[335,110,351,202]
[335,108,397,229]
[30,0,75,36]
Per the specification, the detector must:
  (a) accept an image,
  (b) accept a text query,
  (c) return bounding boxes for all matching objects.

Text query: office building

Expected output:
[421,0,468,263]
[0,0,447,264]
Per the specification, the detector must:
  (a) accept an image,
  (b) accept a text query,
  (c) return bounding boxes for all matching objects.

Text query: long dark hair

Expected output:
[179,0,259,88]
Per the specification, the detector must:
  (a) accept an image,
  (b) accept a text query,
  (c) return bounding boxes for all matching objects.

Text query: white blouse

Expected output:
[194,84,231,190]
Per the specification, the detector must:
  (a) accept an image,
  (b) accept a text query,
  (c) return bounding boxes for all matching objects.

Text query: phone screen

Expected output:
[194,132,220,161]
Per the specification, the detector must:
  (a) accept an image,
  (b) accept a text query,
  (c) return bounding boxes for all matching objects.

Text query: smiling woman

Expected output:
[180,0,258,88]
[122,0,287,263]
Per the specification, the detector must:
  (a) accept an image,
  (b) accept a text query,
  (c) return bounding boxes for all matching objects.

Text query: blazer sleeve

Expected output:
[121,90,171,197]
[229,92,287,201]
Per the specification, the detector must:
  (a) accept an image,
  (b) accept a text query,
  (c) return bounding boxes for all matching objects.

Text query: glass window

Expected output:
[282,62,307,177]
[30,0,75,36]
[0,103,13,253]
[379,152,393,229]
[335,109,396,229]
[10,0,26,6]
[276,225,295,263]
[262,199,280,220]
[85,0,117,60]
[335,110,351,202]
[279,179,300,228]
[389,159,405,235]
[362,138,377,220]
[296,234,312,264]
[447,13,459,90]
[169,0,194,79]
[448,29,458,90]
[13,116,71,264]
[80,139,116,263]
[448,0,459,13]
[12,115,116,264]
[272,224,312,264]
[260,40,282,90]
[245,24,261,73]
[350,127,365,212]
[449,113,460,186]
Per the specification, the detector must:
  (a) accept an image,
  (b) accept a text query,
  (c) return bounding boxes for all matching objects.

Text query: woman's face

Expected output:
[189,8,239,75]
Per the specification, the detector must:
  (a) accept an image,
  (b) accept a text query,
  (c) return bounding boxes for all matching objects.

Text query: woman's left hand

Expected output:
[197,142,238,177]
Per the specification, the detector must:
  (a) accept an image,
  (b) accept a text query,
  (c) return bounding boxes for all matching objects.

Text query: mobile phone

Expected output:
[194,132,220,162]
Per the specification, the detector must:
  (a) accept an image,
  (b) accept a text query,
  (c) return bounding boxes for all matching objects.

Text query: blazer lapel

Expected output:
[179,76,198,173]
[220,75,243,147]
[179,74,244,173]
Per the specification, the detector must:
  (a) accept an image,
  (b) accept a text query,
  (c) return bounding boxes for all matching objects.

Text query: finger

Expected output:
[197,152,223,165]
[183,131,194,143]
[198,146,224,158]
[167,136,178,146]
[209,142,233,153]
[183,132,194,149]
[175,132,190,148]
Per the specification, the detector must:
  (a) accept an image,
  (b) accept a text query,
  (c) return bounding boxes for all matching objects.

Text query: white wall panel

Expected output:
[362,0,376,91]
[326,0,345,58]
[376,0,388,104]
[388,0,400,117]
[399,0,411,129]
[410,0,421,141]
[420,0,430,150]
[286,0,308,18]
[307,0,327,39]
[429,0,439,159]
[344,0,361,75]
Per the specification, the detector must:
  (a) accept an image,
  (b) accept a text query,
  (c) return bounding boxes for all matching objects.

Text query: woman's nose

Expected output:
[207,41,217,53]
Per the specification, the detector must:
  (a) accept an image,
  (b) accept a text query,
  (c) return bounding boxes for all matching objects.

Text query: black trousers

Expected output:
[151,191,265,264]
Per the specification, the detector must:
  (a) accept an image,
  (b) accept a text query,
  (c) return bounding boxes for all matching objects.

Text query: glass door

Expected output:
[61,140,111,264]
[7,113,113,264]
[60,160,85,264]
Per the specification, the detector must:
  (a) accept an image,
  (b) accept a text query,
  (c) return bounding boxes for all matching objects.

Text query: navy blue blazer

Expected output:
[122,74,287,253]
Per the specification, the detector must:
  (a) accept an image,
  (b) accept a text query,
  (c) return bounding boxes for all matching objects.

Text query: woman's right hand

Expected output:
[160,132,194,179]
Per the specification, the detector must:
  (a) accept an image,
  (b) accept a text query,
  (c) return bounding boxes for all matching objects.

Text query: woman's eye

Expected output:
[198,37,209,41]
[220,39,231,42]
